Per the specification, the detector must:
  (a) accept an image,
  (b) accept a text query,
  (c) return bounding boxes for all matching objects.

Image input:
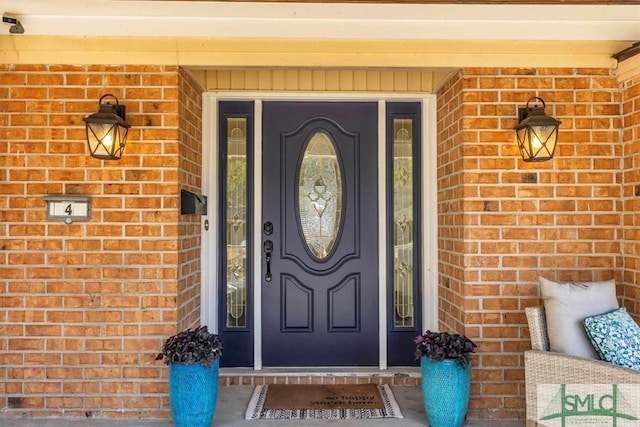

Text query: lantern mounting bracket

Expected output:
[517,97,546,122]
[99,94,126,119]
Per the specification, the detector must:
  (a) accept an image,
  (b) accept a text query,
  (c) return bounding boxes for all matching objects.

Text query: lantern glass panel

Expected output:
[516,125,558,162]
[86,122,128,160]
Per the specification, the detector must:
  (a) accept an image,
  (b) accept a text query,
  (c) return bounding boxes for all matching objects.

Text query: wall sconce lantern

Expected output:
[514,97,561,162]
[83,94,130,160]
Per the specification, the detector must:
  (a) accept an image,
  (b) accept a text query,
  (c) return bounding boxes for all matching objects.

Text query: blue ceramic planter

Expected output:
[421,356,471,427]
[169,359,220,427]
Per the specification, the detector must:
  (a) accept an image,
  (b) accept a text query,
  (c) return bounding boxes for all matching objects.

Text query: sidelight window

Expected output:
[387,102,421,366]
[393,118,415,328]
[218,101,254,367]
[225,117,248,328]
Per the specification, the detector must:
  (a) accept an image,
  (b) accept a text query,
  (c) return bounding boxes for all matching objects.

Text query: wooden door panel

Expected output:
[328,275,360,331]
[281,275,313,332]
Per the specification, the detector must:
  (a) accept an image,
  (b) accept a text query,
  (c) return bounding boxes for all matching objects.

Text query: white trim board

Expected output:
[2,1,638,41]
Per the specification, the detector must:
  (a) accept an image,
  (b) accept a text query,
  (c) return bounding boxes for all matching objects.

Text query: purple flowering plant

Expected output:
[414,330,477,368]
[156,325,223,369]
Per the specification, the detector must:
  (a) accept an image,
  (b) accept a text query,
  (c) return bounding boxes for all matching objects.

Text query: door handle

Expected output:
[264,240,273,282]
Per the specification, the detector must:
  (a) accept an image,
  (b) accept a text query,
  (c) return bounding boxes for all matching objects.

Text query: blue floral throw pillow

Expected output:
[583,307,640,371]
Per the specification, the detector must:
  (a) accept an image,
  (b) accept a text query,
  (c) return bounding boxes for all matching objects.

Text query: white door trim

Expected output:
[200,96,218,333]
[253,100,264,370]
[377,100,388,370]
[422,97,439,332]
[201,92,438,369]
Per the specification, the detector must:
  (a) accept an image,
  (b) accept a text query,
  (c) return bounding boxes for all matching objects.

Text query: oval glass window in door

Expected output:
[298,132,343,260]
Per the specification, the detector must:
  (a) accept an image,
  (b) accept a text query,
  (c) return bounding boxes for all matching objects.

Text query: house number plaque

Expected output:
[44,195,91,224]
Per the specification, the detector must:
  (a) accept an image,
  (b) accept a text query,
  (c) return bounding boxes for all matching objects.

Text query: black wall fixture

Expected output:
[180,190,207,215]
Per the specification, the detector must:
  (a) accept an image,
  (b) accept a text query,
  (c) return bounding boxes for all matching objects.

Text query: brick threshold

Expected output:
[219,367,421,386]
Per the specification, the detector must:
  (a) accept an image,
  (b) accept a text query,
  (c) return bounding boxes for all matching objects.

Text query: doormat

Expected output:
[244,383,403,420]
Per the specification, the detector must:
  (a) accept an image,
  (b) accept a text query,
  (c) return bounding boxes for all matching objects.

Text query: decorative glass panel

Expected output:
[226,117,247,328]
[393,118,414,328]
[298,132,343,260]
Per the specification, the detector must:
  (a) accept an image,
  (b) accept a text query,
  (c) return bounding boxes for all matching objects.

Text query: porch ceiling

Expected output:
[2,1,637,40]
[1,0,638,74]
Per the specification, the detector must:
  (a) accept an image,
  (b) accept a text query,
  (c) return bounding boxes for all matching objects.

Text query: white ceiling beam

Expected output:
[2,1,638,41]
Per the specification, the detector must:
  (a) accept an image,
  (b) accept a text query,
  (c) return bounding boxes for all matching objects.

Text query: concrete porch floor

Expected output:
[1,386,524,426]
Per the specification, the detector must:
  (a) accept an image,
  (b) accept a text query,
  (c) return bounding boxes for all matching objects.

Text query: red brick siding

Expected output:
[177,69,204,331]
[436,67,625,420]
[436,70,468,335]
[622,75,640,322]
[0,64,194,419]
[0,63,638,421]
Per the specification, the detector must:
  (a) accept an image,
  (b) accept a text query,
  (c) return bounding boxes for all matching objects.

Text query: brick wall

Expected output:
[177,68,204,331]
[622,74,640,321]
[436,67,626,420]
[435,70,467,335]
[1,62,638,421]
[0,64,195,418]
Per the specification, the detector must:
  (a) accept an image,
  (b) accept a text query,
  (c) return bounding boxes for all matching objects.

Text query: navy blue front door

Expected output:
[262,102,379,366]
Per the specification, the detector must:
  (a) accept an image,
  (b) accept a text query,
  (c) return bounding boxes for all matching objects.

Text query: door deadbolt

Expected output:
[263,221,273,235]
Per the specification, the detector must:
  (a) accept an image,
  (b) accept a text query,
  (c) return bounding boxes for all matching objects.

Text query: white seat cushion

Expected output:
[540,277,618,359]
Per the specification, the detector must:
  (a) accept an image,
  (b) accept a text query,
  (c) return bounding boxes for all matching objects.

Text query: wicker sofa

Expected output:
[524,306,640,426]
